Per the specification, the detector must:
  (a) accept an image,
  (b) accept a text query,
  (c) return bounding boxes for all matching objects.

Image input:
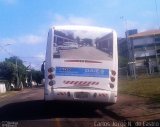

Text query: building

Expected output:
[118,30,137,77]
[95,33,113,57]
[128,29,160,75]
[118,29,137,67]
[118,38,128,58]
[118,29,138,58]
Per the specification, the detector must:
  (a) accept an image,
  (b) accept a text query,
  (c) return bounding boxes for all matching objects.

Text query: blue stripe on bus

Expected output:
[55,67,109,78]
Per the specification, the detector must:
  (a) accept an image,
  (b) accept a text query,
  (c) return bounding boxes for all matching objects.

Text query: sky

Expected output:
[0,0,160,69]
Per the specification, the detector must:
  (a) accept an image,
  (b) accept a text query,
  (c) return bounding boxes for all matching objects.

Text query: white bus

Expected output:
[44,25,118,105]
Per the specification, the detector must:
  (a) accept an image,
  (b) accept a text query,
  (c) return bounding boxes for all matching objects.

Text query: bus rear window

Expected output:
[53,30,113,60]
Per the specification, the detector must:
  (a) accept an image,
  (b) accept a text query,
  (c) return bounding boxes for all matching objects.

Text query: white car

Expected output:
[57,44,70,50]
[58,42,78,50]
[70,43,79,49]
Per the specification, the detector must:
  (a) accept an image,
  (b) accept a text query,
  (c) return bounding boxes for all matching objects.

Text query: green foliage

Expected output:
[31,69,43,84]
[5,56,23,66]
[0,56,27,85]
[6,56,27,82]
[0,61,16,82]
[0,56,43,88]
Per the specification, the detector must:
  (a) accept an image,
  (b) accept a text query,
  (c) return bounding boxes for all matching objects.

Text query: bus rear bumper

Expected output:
[44,88,117,104]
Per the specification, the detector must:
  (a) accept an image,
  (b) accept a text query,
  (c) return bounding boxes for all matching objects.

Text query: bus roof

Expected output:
[51,25,115,33]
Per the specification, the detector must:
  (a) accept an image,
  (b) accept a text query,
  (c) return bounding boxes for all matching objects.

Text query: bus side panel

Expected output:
[44,29,54,101]
[110,31,118,103]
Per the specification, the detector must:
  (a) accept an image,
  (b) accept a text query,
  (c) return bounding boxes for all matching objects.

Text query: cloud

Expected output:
[27,52,45,70]
[35,52,45,61]
[68,16,95,25]
[0,34,44,45]
[126,20,158,32]
[0,38,16,45]
[51,14,96,26]
[117,19,158,37]
[141,11,155,18]
[17,35,44,44]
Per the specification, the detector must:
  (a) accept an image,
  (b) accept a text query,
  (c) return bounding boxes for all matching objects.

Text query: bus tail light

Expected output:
[48,74,55,79]
[110,76,115,82]
[111,70,116,76]
[48,67,54,73]
[109,83,114,89]
[49,80,56,86]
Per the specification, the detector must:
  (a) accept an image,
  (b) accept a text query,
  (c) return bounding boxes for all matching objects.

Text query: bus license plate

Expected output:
[75,92,88,99]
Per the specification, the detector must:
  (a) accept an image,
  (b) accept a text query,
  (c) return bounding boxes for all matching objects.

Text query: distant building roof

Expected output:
[129,29,160,38]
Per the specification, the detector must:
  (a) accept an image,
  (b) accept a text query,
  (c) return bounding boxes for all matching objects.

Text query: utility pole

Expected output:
[15,57,19,88]
[30,63,32,82]
[26,63,32,87]
[25,63,32,87]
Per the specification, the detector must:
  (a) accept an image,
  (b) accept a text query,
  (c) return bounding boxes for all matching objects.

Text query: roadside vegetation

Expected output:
[119,77,160,101]
[0,56,43,90]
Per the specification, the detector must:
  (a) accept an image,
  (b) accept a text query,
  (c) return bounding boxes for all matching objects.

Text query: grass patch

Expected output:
[118,77,160,101]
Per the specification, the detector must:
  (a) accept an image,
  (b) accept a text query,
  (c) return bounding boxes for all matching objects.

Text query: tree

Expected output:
[82,38,93,46]
[0,56,43,88]
[0,56,27,89]
[6,56,27,86]
[31,69,43,84]
[0,61,16,83]
[5,56,23,66]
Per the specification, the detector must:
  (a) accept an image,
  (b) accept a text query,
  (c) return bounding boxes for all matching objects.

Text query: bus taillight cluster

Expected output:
[48,67,56,86]
[111,70,116,76]
[109,70,116,89]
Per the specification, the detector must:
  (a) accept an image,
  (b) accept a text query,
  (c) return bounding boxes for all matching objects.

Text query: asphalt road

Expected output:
[60,47,112,60]
[0,87,160,127]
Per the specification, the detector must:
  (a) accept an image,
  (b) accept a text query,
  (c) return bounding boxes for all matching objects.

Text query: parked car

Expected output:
[70,43,79,49]
[57,43,70,50]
